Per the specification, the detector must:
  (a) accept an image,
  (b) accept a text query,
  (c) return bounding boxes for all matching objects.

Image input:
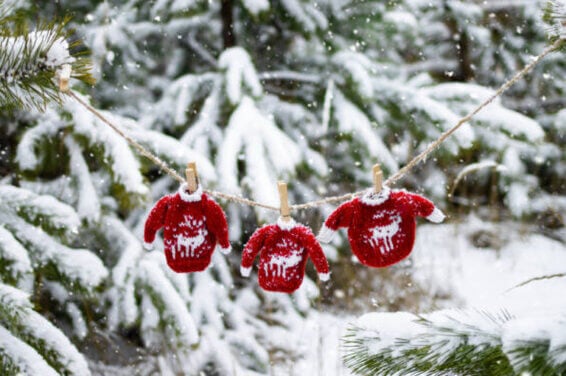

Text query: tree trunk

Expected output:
[221,0,236,48]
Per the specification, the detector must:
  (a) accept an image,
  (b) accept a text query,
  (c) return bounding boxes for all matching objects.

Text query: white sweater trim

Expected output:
[218,245,232,255]
[359,186,391,206]
[277,217,298,230]
[318,272,330,282]
[426,207,445,223]
[317,224,336,243]
[178,183,203,202]
[240,265,252,277]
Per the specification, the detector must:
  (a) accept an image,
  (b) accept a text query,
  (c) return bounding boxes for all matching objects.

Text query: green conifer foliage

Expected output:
[0,1,94,110]
[344,309,566,376]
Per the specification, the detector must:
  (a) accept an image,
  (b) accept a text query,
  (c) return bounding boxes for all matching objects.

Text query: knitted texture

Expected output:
[318,187,444,268]
[241,218,330,293]
[144,185,231,273]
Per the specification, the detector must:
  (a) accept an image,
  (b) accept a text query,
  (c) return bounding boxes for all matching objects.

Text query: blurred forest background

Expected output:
[0,0,564,375]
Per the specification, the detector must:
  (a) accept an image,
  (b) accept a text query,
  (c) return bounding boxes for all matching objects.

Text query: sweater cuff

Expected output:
[318,272,330,282]
[426,207,445,223]
[240,266,252,277]
[143,241,153,250]
[218,244,232,255]
[317,224,336,243]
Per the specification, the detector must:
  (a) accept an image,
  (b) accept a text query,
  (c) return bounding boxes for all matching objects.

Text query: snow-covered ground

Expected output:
[412,215,566,316]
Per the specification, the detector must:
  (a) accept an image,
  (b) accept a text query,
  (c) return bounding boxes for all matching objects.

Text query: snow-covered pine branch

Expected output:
[0,186,108,294]
[0,283,91,375]
[543,0,566,40]
[344,309,566,375]
[0,18,94,110]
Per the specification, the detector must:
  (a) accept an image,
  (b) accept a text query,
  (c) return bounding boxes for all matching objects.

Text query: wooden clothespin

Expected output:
[185,162,199,193]
[278,181,291,222]
[373,163,383,193]
[59,64,72,92]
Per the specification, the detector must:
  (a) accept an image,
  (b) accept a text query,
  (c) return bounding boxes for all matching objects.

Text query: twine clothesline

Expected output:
[65,37,563,213]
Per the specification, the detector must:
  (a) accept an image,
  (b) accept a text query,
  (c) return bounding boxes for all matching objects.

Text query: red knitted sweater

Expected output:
[318,187,444,268]
[144,185,231,273]
[241,218,330,293]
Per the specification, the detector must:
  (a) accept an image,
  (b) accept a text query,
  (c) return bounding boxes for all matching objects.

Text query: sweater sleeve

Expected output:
[405,192,445,223]
[317,200,355,243]
[240,226,271,277]
[301,227,330,281]
[144,195,171,245]
[203,195,231,254]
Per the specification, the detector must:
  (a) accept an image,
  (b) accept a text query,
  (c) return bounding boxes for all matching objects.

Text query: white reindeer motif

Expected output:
[264,244,303,279]
[171,215,208,259]
[366,212,402,253]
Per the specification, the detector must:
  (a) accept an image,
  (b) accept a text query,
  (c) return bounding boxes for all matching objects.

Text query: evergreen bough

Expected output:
[0,1,94,110]
[344,309,566,376]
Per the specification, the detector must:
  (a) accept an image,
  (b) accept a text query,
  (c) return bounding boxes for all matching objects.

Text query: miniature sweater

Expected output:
[240,218,330,293]
[144,184,231,273]
[318,187,445,268]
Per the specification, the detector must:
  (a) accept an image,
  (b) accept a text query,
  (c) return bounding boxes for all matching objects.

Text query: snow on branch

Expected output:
[543,0,566,40]
[0,186,108,292]
[344,309,566,375]
[219,47,262,105]
[0,283,91,376]
[0,325,59,376]
[0,22,94,111]
[217,96,301,212]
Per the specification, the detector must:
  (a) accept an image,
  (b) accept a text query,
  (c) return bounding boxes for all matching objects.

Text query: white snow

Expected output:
[545,0,566,38]
[473,105,545,142]
[140,292,161,348]
[217,97,301,209]
[63,93,149,197]
[0,30,74,83]
[0,282,32,308]
[241,0,270,15]
[333,90,398,172]
[384,10,418,30]
[422,82,494,104]
[280,0,328,32]
[412,217,566,316]
[64,137,101,222]
[0,225,32,287]
[0,283,91,376]
[16,109,68,170]
[502,316,566,368]
[19,301,92,375]
[332,52,375,99]
[0,325,59,376]
[218,47,263,105]
[103,217,143,329]
[0,185,80,235]
[66,302,88,340]
[355,311,425,356]
[124,123,216,182]
[2,215,107,290]
[138,259,200,346]
[505,182,532,217]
